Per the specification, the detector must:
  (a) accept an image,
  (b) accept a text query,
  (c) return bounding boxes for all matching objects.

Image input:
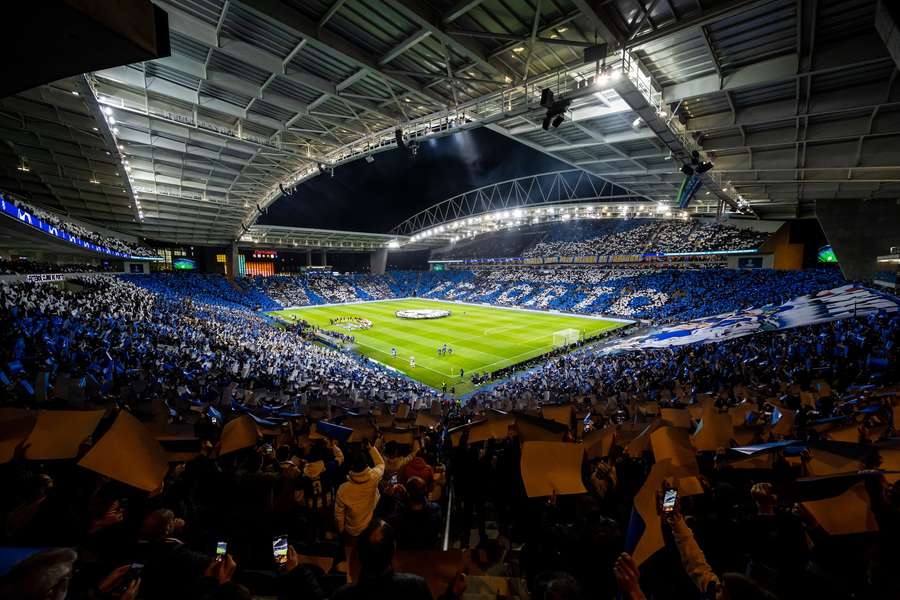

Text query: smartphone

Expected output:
[215,540,228,562]
[272,535,288,567]
[662,489,678,514]
[117,563,143,593]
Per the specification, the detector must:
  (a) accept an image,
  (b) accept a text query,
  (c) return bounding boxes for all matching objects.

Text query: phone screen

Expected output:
[662,489,678,513]
[118,563,143,593]
[273,535,288,566]
[216,541,227,561]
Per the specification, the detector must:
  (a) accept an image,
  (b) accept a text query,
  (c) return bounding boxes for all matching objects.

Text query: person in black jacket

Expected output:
[332,519,432,600]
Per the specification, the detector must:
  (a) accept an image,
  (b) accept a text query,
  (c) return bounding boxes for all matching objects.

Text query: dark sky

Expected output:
[259,127,567,233]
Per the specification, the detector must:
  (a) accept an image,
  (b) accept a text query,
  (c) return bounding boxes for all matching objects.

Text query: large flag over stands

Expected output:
[607,285,900,351]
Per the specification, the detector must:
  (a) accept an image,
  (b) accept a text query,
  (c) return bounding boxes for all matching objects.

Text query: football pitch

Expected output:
[268,299,628,393]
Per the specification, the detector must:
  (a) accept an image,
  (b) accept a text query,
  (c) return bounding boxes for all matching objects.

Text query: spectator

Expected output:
[391,476,442,549]
[335,441,385,537]
[332,519,432,600]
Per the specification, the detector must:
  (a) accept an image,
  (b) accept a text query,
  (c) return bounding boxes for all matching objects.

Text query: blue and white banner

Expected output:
[607,285,900,351]
[0,194,160,261]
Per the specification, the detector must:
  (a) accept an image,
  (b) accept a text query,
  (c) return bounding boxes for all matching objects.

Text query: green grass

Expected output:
[268,299,627,394]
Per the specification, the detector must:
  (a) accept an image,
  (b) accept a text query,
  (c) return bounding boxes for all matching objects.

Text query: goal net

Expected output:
[552,328,581,348]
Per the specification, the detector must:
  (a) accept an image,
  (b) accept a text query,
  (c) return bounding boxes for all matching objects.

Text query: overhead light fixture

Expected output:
[364,154,374,163]
[657,108,667,118]
[71,90,79,96]
[108,116,116,125]
[512,46,525,53]
[112,127,119,134]
[103,107,113,116]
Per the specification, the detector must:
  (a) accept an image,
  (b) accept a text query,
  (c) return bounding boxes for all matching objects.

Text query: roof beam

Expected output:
[446,28,594,48]
[569,0,625,48]
[380,0,508,76]
[443,0,485,23]
[379,30,432,65]
[626,0,777,50]
[664,36,892,104]
[238,0,449,108]
[318,0,347,30]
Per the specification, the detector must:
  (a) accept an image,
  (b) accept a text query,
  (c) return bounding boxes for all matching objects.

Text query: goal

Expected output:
[552,328,581,348]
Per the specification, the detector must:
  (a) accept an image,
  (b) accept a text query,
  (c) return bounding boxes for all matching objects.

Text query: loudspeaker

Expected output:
[583,43,608,64]
[540,88,554,109]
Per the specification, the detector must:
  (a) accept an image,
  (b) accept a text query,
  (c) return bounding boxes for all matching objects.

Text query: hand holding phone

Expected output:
[215,541,228,562]
[662,488,678,514]
[273,535,288,567]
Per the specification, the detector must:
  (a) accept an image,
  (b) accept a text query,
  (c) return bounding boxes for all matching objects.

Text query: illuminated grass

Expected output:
[268,299,627,393]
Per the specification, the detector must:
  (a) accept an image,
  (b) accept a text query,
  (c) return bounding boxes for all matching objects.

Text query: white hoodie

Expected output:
[334,446,385,536]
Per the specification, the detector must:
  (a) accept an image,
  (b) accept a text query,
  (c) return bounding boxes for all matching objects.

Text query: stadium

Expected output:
[1,1,900,599]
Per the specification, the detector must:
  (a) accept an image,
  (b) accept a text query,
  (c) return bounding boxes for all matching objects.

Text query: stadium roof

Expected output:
[2,0,899,245]
[241,223,404,251]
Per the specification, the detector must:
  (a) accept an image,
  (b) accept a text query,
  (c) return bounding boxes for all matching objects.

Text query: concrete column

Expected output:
[306,250,312,266]
[227,242,239,279]
[816,198,900,281]
[370,248,387,275]
[322,249,328,266]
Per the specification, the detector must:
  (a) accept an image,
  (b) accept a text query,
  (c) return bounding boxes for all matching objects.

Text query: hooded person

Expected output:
[335,441,385,537]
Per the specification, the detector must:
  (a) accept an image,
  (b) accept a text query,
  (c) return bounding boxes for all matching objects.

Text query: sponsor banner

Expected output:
[607,285,900,351]
[25,273,65,283]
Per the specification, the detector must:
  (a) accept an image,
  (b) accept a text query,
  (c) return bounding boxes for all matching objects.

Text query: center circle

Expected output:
[395,308,452,320]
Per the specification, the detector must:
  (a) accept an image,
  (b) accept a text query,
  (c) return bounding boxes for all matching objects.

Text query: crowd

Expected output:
[417,267,846,322]
[524,218,770,258]
[241,275,313,308]
[0,269,900,600]
[233,266,846,325]
[0,266,898,599]
[7,197,157,258]
[0,260,120,275]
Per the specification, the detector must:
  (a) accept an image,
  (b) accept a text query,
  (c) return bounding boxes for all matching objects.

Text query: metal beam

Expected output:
[446,28,594,48]
[443,0,485,23]
[379,30,432,65]
[235,0,449,108]
[380,0,509,77]
[569,0,625,48]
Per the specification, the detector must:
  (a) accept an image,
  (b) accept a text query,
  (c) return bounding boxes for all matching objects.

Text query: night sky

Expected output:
[258,127,567,233]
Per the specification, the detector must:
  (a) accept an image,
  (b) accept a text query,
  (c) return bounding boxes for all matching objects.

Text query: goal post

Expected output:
[552,328,581,348]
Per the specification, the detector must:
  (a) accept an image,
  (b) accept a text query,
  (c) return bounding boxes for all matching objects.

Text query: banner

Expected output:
[607,285,900,351]
[0,194,161,261]
[24,273,65,283]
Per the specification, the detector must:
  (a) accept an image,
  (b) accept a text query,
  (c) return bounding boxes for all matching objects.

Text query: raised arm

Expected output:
[369,444,385,480]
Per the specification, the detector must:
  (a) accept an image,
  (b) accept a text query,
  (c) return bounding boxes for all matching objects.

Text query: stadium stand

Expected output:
[5,196,157,258]
[1,269,898,600]
[0,259,120,274]
[524,218,770,258]
[4,1,900,598]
